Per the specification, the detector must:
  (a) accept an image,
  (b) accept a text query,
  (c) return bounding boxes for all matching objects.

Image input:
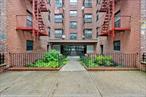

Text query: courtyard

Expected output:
[0,71,146,97]
[0,57,146,97]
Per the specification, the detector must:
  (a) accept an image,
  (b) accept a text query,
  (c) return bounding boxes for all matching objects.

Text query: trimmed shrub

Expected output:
[27,50,67,68]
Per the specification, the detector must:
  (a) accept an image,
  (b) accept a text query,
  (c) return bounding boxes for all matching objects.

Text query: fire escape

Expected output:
[16,0,49,39]
[98,0,131,37]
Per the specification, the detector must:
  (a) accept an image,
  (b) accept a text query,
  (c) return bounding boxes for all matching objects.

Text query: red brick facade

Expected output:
[47,0,98,55]
[97,0,141,54]
[5,0,49,53]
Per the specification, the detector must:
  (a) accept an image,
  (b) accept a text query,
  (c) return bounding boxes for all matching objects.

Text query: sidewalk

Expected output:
[60,56,86,71]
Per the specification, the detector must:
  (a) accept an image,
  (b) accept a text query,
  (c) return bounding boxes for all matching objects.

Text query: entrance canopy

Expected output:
[48,39,98,44]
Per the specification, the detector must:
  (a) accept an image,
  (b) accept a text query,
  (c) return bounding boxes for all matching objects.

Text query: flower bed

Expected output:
[80,55,118,68]
[26,50,68,68]
[80,55,138,71]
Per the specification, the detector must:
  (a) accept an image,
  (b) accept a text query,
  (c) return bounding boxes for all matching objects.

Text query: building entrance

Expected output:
[61,45,86,56]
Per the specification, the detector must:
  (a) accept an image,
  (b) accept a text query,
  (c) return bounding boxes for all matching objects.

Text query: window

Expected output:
[54,14,63,23]
[113,40,121,51]
[70,21,77,29]
[48,11,51,21]
[26,40,33,51]
[96,14,99,21]
[84,14,92,23]
[70,10,77,16]
[55,29,63,39]
[48,0,51,4]
[96,0,100,5]
[55,0,63,8]
[84,29,92,39]
[115,11,121,27]
[48,27,51,37]
[96,27,99,38]
[70,33,77,40]
[26,15,32,27]
[84,0,92,8]
[87,45,94,53]
[70,0,77,5]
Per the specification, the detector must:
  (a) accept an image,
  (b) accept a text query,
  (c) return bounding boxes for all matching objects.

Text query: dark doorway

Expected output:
[100,45,103,55]
[62,45,86,56]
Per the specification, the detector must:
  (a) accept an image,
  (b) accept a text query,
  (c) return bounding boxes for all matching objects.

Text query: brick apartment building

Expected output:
[96,0,141,54]
[0,0,7,52]
[47,0,98,56]
[0,0,145,57]
[0,0,49,53]
[96,0,146,68]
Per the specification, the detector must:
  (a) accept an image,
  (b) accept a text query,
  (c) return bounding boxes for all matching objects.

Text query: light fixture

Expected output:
[62,35,66,39]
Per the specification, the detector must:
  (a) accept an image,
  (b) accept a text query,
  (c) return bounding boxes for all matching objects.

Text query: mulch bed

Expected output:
[9,67,62,71]
[83,65,139,71]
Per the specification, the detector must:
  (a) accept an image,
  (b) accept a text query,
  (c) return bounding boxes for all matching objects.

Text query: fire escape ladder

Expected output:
[33,0,48,38]
[38,12,46,36]
[99,0,114,36]
[39,0,48,12]
[32,0,37,39]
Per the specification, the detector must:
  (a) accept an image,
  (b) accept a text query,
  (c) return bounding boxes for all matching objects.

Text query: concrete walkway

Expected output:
[0,57,146,97]
[60,56,86,71]
[0,71,146,97]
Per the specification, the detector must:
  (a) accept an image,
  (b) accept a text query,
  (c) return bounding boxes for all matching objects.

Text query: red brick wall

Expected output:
[97,0,141,54]
[48,0,98,49]
[6,0,48,53]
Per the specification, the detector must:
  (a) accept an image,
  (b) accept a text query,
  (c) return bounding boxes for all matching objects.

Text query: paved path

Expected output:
[0,71,146,97]
[0,58,146,97]
[60,56,86,71]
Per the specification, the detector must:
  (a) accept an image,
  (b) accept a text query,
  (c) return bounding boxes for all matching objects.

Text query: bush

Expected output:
[80,55,116,67]
[95,56,114,66]
[80,56,98,68]
[43,50,60,62]
[27,50,68,68]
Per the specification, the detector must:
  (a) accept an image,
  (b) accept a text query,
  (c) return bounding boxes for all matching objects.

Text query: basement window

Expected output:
[26,40,33,51]
[113,40,121,51]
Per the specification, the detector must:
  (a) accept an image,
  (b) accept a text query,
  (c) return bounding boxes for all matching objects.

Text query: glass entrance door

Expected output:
[62,45,86,56]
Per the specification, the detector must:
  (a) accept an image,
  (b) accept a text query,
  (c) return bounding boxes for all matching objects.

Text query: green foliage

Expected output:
[27,50,68,68]
[95,56,114,66]
[80,55,116,67]
[80,56,98,68]
[43,50,60,62]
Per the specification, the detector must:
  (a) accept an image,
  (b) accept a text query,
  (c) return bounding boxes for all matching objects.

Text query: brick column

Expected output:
[140,0,146,70]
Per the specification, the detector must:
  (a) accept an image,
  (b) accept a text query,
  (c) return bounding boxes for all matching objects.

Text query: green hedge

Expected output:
[80,55,117,67]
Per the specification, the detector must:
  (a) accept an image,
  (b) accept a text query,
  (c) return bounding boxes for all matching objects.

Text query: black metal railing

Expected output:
[142,53,146,62]
[10,53,45,67]
[9,52,67,68]
[0,53,5,65]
